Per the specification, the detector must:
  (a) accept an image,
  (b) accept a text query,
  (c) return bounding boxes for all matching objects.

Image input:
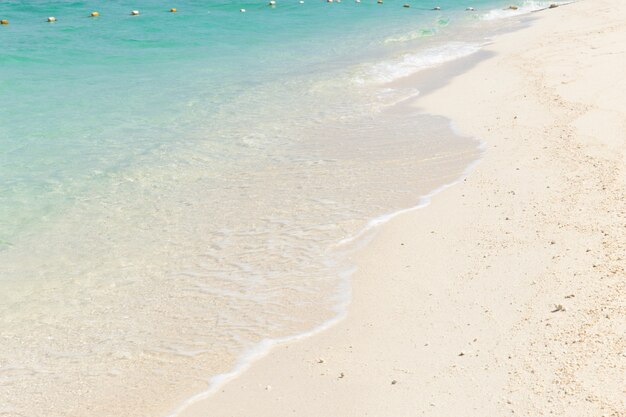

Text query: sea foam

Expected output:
[356,42,483,84]
[481,0,572,20]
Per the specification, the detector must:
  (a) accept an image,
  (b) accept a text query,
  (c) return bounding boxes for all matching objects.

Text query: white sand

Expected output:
[176,1,625,415]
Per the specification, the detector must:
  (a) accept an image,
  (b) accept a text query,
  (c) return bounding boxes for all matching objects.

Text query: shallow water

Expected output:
[0,1,561,416]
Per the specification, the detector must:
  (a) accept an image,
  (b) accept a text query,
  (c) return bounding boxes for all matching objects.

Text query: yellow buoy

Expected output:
[0,19,8,25]
[90,11,99,17]
[170,8,177,12]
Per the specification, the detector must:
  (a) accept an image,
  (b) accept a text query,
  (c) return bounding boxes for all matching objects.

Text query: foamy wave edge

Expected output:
[355,42,485,85]
[165,123,486,417]
[481,0,574,21]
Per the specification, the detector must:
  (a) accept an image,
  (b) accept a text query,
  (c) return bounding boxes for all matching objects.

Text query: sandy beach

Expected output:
[175,1,625,416]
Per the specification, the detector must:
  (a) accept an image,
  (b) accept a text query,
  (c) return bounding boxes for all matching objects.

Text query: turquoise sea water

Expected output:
[0,0,531,245]
[1,1,556,416]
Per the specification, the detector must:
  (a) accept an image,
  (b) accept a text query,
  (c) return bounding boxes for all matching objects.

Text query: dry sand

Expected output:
[176,1,625,416]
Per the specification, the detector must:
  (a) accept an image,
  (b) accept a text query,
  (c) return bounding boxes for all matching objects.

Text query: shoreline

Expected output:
[166,130,485,417]
[165,26,503,417]
[174,1,625,416]
[164,14,539,416]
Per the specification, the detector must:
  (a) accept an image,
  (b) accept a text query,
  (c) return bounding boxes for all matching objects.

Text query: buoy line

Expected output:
[0,3,488,25]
